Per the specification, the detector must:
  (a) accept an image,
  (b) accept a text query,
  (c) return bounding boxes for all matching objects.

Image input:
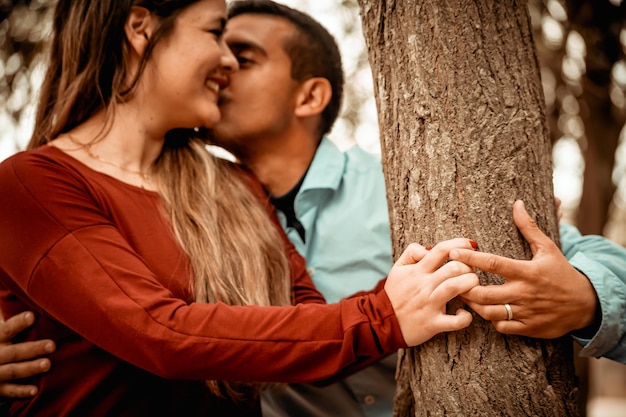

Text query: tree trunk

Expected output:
[357,0,579,415]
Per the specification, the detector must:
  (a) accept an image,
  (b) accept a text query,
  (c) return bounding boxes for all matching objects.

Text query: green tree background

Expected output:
[1,0,625,414]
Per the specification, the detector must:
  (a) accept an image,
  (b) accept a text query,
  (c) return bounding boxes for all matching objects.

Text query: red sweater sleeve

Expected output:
[0,149,406,384]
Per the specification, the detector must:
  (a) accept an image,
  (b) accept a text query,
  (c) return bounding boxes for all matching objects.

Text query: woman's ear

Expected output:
[294,77,332,118]
[124,6,156,57]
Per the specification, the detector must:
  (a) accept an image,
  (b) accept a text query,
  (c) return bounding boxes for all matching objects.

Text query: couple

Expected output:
[0,0,625,416]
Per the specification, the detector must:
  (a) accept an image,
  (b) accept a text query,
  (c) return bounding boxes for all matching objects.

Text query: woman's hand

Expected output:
[384,239,479,346]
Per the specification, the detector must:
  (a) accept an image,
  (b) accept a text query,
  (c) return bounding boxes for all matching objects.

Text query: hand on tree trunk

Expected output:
[384,239,479,346]
[450,200,598,339]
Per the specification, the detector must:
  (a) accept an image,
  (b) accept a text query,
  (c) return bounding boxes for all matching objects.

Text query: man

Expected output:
[216,3,396,415]
[1,0,625,414]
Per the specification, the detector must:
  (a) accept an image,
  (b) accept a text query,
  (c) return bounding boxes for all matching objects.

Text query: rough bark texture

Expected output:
[357,0,579,415]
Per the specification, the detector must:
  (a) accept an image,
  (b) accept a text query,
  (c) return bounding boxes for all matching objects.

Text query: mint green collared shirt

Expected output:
[562,223,626,363]
[277,137,393,304]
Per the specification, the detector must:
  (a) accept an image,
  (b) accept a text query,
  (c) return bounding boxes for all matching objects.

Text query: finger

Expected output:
[460,280,527,304]
[492,320,530,336]
[463,300,515,321]
[0,358,51,382]
[419,238,477,271]
[437,260,474,276]
[431,272,479,303]
[449,248,526,280]
[394,243,428,266]
[436,308,474,332]
[0,312,36,343]
[512,200,550,255]
[0,340,56,364]
[0,383,39,398]
[428,260,475,291]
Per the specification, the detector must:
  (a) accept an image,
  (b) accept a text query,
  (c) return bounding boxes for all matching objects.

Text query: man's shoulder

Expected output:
[342,145,384,177]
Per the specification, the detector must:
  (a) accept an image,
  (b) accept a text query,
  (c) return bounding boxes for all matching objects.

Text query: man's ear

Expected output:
[294,77,332,118]
[124,6,156,57]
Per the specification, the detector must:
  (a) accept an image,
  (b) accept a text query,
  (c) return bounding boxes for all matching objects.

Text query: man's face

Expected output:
[213,14,302,157]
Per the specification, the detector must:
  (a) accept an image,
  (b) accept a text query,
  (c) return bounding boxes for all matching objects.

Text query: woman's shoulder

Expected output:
[1,145,83,182]
[3,145,67,166]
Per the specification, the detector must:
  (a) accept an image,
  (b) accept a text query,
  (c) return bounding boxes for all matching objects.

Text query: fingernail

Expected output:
[39,359,49,370]
[425,247,432,251]
[469,240,478,250]
[44,341,55,352]
[29,387,37,396]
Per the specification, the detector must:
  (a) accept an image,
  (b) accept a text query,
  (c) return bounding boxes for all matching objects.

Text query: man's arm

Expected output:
[0,312,55,398]
[449,200,626,363]
[559,220,626,362]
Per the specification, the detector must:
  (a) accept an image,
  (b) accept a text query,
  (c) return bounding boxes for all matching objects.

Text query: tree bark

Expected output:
[357,0,579,415]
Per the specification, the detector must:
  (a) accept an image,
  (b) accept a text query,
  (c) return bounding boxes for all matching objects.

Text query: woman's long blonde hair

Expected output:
[29,0,292,400]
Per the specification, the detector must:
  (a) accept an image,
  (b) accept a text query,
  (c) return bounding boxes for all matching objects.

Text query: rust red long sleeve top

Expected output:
[0,145,406,416]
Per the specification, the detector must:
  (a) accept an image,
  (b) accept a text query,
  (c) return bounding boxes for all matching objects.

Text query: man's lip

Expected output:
[218,93,230,105]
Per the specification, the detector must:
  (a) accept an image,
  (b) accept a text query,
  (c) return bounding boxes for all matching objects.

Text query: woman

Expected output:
[0,0,478,415]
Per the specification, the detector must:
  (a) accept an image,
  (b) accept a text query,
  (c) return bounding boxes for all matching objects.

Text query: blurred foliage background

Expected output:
[1,0,625,414]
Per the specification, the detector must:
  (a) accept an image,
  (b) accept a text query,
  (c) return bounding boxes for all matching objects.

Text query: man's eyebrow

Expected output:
[227,41,268,57]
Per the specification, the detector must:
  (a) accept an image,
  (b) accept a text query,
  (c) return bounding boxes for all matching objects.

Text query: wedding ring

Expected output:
[504,303,513,321]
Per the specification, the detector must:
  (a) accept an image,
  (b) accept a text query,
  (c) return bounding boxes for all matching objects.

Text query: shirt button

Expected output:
[363,395,376,406]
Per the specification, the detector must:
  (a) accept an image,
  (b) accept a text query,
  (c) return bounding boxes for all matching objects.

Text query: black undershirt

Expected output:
[270,174,307,242]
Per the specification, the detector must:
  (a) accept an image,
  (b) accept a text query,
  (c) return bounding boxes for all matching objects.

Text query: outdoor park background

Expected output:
[1,0,625,415]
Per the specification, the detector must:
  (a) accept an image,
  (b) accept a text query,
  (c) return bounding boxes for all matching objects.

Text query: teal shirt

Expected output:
[279,138,393,303]
[561,223,626,363]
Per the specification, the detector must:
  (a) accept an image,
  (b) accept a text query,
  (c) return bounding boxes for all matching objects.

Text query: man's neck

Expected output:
[242,133,318,197]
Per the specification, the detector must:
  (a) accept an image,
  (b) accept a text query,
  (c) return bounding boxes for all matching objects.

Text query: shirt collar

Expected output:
[299,136,346,194]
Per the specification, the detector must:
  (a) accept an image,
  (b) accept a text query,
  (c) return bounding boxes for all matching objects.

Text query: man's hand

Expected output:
[0,312,55,397]
[449,200,598,339]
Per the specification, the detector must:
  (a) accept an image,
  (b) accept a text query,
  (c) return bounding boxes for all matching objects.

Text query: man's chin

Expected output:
[209,128,233,149]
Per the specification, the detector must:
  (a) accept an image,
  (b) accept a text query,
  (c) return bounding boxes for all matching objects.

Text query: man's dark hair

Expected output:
[228,0,344,138]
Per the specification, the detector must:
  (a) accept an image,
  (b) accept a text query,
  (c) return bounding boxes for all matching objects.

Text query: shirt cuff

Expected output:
[568,251,626,358]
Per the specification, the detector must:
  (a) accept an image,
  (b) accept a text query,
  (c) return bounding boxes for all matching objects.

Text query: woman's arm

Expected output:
[0,151,477,383]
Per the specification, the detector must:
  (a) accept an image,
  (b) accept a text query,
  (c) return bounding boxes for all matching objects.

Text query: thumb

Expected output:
[513,200,548,255]
[439,308,474,332]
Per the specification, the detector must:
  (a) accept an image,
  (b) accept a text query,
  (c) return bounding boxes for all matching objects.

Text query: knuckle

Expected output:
[407,243,421,253]
[493,321,509,334]
[0,322,14,342]
[447,260,470,275]
[6,364,18,381]
[0,385,12,398]
[484,256,501,272]
[6,345,19,363]
[0,345,19,365]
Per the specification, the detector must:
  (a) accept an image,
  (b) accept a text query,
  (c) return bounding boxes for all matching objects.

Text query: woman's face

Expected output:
[138,0,237,132]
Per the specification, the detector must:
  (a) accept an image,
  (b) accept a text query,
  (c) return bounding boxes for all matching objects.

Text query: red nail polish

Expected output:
[469,240,478,250]
[425,247,432,251]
